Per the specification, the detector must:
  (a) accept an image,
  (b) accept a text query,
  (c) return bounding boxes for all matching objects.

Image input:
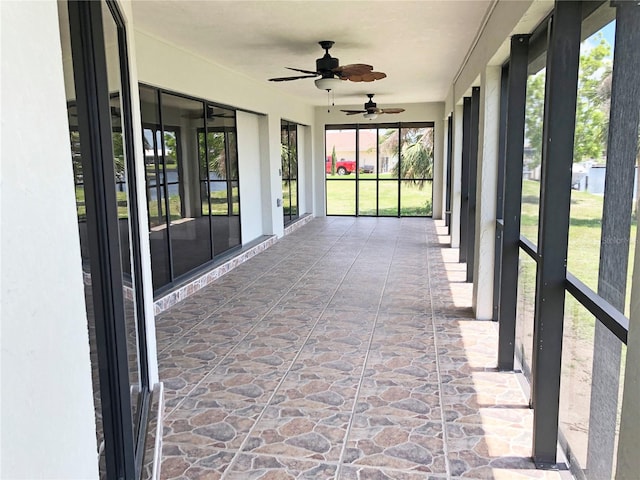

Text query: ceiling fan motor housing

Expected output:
[316,54,339,77]
[365,99,377,111]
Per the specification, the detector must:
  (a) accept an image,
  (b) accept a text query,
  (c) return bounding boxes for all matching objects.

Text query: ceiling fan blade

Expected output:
[340,110,367,115]
[286,67,319,75]
[334,64,373,77]
[356,71,388,83]
[268,75,318,82]
[380,108,405,114]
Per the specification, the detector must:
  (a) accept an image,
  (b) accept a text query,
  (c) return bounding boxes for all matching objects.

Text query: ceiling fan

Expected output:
[268,41,387,91]
[341,94,405,119]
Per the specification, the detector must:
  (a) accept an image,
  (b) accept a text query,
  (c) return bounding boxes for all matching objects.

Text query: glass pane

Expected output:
[210,181,229,215]
[326,129,356,177]
[228,129,238,181]
[378,180,399,216]
[515,251,536,385]
[213,215,241,256]
[282,179,291,219]
[207,131,227,180]
[378,128,399,179]
[231,181,240,216]
[522,68,545,244]
[281,121,289,181]
[289,125,298,180]
[401,180,432,216]
[102,1,140,434]
[290,179,298,218]
[160,92,213,279]
[358,128,377,178]
[327,180,356,215]
[400,127,434,180]
[140,87,171,289]
[358,181,376,215]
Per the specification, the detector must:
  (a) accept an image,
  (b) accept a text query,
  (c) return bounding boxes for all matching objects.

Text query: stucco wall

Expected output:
[0,1,99,477]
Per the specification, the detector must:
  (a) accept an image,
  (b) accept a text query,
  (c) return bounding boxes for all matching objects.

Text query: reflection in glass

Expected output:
[281,120,299,225]
[141,87,171,289]
[102,0,140,436]
[140,87,240,289]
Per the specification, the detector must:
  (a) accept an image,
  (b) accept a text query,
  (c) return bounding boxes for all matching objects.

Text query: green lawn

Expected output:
[520,179,636,302]
[325,174,433,216]
[518,178,635,352]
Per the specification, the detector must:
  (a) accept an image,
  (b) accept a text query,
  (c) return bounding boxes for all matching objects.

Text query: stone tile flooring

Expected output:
[156,217,572,479]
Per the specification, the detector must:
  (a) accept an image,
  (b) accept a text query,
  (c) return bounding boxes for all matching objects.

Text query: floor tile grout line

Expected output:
[334,226,400,480]
[426,221,453,480]
[219,219,381,479]
[157,227,341,355]
[163,220,363,419]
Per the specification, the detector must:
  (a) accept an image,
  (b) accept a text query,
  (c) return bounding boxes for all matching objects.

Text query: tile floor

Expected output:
[156,217,571,479]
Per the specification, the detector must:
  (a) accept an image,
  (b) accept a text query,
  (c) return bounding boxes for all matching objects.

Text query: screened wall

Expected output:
[491,1,639,476]
[325,123,434,217]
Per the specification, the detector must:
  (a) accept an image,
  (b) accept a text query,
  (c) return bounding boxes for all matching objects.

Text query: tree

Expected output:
[574,37,612,162]
[198,131,226,178]
[392,128,434,189]
[331,145,336,175]
[524,37,612,166]
[524,71,545,169]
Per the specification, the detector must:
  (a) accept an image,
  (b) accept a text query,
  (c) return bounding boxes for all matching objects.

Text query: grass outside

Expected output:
[326,174,433,216]
[521,180,637,339]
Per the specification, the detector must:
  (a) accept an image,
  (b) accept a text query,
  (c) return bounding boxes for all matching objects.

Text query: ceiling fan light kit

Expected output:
[314,77,342,91]
[363,112,378,120]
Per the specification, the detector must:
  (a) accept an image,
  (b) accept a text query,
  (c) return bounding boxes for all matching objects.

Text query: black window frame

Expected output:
[65,1,151,478]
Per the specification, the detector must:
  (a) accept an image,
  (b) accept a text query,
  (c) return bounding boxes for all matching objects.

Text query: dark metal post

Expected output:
[446,115,453,230]
[588,3,640,478]
[531,0,582,466]
[466,87,480,282]
[459,97,472,262]
[493,65,509,321]
[497,36,530,369]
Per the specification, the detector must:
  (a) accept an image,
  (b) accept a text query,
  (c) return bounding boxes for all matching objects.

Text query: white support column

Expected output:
[472,66,501,319]
[450,104,464,248]
[259,114,284,237]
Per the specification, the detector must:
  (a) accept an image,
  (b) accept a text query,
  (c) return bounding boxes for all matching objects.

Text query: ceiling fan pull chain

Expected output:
[327,91,331,113]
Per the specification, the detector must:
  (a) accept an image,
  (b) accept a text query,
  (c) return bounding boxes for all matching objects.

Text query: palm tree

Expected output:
[393,128,434,189]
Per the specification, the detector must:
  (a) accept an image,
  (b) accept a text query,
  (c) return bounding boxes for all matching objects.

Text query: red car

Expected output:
[326,157,356,175]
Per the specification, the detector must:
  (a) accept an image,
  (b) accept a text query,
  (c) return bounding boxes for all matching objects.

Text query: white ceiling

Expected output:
[131,0,495,108]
